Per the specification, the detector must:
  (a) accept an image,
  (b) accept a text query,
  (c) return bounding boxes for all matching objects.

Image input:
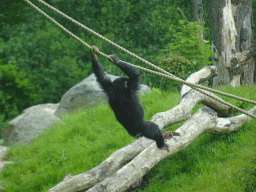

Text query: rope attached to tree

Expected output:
[23,0,256,119]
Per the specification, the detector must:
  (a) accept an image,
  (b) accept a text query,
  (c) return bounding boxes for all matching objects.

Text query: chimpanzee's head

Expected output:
[113,77,128,92]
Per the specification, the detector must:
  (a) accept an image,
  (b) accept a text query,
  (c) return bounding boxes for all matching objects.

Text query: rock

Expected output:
[1,103,60,145]
[0,161,12,172]
[0,185,5,191]
[55,73,150,117]
[0,146,8,161]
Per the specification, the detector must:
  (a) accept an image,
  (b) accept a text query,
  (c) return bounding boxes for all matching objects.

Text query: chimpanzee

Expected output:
[91,46,171,152]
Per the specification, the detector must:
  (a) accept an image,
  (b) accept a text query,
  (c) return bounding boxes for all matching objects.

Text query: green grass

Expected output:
[217,85,256,116]
[0,86,255,192]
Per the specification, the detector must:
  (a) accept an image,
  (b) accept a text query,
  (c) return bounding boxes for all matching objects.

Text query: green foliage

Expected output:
[0,62,38,119]
[170,21,213,66]
[158,51,193,89]
[0,0,26,35]
[0,0,195,118]
[158,21,213,89]
[1,22,88,106]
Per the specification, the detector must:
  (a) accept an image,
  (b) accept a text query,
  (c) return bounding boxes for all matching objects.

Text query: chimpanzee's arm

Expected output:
[110,55,140,92]
[91,47,113,96]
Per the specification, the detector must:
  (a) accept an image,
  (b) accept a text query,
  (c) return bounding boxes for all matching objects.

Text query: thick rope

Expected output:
[121,61,256,119]
[33,0,256,106]
[23,0,111,60]
[23,0,256,119]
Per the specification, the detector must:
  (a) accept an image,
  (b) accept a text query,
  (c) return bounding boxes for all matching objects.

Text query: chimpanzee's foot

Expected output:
[162,131,173,140]
[159,143,170,152]
[134,133,142,138]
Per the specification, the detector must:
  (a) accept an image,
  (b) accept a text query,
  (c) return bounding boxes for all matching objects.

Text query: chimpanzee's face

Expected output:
[113,77,128,91]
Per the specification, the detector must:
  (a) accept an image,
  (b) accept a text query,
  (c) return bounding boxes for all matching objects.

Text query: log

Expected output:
[47,65,250,192]
[87,105,256,192]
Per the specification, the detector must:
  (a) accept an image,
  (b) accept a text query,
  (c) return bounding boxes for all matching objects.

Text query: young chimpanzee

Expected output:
[91,46,171,152]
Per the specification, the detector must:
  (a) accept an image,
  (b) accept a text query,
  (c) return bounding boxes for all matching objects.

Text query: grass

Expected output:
[0,85,255,192]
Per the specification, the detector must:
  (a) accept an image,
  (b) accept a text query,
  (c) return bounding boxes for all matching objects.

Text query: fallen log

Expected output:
[47,66,254,192]
[87,105,256,192]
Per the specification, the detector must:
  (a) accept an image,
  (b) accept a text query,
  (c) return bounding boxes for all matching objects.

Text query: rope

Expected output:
[22,0,114,62]
[121,61,256,119]
[23,0,256,119]
[32,0,256,106]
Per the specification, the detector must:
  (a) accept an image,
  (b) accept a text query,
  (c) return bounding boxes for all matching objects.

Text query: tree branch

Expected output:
[46,66,239,192]
[87,105,256,191]
[177,7,189,23]
[236,41,256,66]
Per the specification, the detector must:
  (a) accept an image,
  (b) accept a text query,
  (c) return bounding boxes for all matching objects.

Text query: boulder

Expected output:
[1,103,60,145]
[0,162,12,172]
[0,146,8,161]
[55,73,150,117]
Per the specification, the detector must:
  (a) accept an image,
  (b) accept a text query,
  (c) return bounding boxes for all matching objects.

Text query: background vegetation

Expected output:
[1,0,255,121]
[0,0,211,121]
[0,0,256,191]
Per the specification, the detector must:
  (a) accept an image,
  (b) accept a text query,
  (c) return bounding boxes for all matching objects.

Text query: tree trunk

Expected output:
[240,6,255,84]
[190,0,204,23]
[190,0,204,39]
[178,0,205,40]
[207,0,255,86]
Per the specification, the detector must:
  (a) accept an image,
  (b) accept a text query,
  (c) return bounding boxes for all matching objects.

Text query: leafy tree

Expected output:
[0,0,200,118]
[0,62,38,119]
[158,21,213,89]
[0,0,26,39]
[1,22,89,105]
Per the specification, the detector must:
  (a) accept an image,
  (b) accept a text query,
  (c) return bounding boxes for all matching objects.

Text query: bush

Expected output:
[0,63,39,119]
[158,21,213,89]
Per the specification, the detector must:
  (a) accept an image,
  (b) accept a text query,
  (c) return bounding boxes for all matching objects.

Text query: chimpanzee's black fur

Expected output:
[91,48,168,150]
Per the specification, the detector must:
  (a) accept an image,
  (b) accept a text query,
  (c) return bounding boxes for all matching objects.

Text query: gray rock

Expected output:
[55,73,150,117]
[1,103,60,145]
[0,185,5,191]
[0,161,12,172]
[0,146,8,161]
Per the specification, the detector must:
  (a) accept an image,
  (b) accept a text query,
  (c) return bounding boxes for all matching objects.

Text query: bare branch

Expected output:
[87,105,256,191]
[237,41,256,66]
[47,66,230,192]
[47,66,240,192]
[177,7,189,23]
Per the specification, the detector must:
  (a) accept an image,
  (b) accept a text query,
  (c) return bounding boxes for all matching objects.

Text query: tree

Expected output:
[190,0,204,23]
[207,0,255,86]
